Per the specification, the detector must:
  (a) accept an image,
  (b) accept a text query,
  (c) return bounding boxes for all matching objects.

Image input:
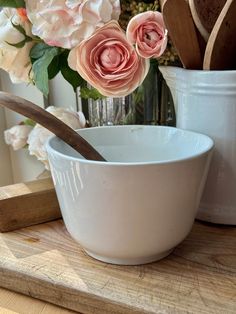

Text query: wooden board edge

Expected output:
[0,178,61,233]
[0,264,147,314]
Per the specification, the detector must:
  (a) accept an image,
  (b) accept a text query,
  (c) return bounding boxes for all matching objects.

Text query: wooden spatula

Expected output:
[0,92,106,161]
[189,0,227,41]
[162,0,202,69]
[203,0,236,70]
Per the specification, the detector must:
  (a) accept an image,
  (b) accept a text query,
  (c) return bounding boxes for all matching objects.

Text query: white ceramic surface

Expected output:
[46,125,213,265]
[159,66,236,225]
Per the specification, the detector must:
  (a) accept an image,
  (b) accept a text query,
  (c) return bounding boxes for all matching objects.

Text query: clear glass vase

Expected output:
[81,63,175,127]
[87,96,135,126]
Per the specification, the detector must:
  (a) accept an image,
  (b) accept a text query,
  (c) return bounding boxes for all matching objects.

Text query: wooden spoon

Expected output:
[0,92,106,161]
[203,0,236,70]
[162,0,203,69]
[189,0,227,41]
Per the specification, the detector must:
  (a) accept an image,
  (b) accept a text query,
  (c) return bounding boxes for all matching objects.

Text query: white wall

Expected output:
[49,73,77,111]
[0,70,77,186]
[0,105,13,186]
[0,70,46,185]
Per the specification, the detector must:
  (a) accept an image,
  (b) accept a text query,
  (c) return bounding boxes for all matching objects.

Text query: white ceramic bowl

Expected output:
[46,126,213,265]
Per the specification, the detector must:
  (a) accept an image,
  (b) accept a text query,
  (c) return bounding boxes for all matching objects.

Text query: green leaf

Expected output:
[0,0,25,8]
[5,20,32,48]
[30,42,51,60]
[32,46,60,96]
[23,118,36,127]
[80,87,105,101]
[6,38,26,48]
[133,85,144,104]
[60,51,84,92]
[10,20,26,36]
[48,55,60,80]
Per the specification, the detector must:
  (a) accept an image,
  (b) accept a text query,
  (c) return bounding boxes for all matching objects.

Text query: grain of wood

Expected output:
[162,0,203,69]
[0,178,61,232]
[189,0,227,40]
[203,0,236,70]
[0,306,18,314]
[0,220,235,313]
[0,287,76,314]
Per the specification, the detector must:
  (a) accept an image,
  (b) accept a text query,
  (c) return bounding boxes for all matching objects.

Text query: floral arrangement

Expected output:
[2,0,178,168]
[4,106,86,169]
[0,0,178,98]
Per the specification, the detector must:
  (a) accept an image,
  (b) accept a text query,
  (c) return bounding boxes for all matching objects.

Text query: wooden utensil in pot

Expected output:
[203,0,236,70]
[162,0,203,69]
[189,0,227,41]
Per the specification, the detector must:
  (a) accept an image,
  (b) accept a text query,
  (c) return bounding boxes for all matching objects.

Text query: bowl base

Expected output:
[84,248,174,265]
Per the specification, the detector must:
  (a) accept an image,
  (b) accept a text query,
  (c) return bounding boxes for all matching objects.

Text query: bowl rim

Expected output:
[46,125,214,166]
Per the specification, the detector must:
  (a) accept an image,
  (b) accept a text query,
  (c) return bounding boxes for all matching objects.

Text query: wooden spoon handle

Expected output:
[203,0,236,70]
[163,0,203,69]
[189,0,227,41]
[0,92,106,162]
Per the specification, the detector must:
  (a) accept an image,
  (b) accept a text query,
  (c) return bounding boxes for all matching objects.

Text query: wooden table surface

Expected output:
[0,287,76,314]
[0,219,235,313]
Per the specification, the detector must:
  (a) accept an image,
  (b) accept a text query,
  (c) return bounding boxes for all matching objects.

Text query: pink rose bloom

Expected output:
[68,21,150,97]
[25,0,120,49]
[126,11,168,59]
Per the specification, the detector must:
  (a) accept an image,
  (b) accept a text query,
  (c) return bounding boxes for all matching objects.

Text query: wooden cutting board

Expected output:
[0,220,235,313]
[0,178,61,232]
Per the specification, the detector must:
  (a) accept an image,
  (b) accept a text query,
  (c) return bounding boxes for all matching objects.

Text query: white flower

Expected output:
[4,125,33,150]
[46,106,86,130]
[27,107,86,169]
[27,126,52,169]
[0,8,33,83]
[25,0,120,49]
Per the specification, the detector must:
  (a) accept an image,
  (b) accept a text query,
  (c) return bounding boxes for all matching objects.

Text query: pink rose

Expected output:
[126,11,168,59]
[25,0,120,49]
[68,21,150,97]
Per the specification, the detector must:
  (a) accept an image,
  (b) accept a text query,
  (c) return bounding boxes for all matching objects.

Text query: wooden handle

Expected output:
[163,0,203,69]
[189,0,227,41]
[0,92,106,161]
[203,0,236,70]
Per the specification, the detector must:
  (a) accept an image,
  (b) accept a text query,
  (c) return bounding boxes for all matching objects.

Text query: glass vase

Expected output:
[81,64,175,127]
